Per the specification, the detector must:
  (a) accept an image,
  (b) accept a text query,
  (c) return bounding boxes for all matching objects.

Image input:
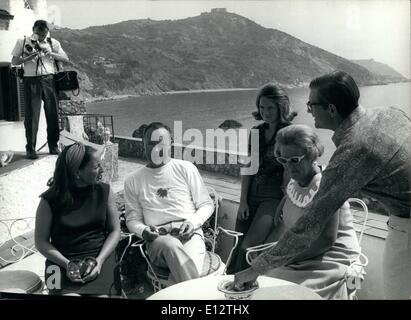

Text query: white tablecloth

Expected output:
[147,275,322,300]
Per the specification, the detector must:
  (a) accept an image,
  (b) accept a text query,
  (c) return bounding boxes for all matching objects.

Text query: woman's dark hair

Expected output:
[309,71,360,119]
[41,144,97,214]
[253,83,297,124]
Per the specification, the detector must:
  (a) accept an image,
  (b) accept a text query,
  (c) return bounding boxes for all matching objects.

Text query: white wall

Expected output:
[0,0,48,63]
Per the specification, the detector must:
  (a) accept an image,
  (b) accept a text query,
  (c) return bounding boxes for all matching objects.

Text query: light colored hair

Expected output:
[275,124,324,161]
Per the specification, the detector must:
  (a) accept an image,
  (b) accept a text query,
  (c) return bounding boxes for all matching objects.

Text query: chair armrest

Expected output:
[347,198,369,245]
[245,242,277,266]
[0,217,37,266]
[216,227,243,275]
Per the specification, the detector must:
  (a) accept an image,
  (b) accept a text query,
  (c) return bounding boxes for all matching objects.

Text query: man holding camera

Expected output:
[11,20,69,159]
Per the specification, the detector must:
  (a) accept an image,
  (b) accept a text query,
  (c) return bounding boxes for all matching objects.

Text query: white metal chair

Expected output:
[0,217,44,294]
[244,197,369,300]
[118,187,243,293]
[344,198,369,300]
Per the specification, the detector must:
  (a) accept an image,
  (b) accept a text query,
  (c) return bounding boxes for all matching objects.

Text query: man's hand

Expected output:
[23,52,38,62]
[142,225,159,242]
[179,220,194,237]
[230,267,259,291]
[42,47,52,56]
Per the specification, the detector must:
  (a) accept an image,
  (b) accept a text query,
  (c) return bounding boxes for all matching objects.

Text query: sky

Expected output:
[47,0,411,78]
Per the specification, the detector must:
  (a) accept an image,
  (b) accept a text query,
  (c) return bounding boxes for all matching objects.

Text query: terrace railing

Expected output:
[59,113,115,145]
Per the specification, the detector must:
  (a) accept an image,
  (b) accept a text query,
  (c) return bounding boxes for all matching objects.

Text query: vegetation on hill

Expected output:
[52,11,407,100]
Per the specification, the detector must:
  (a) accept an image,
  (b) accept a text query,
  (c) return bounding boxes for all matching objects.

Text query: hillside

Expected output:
[351,59,409,84]
[51,11,403,99]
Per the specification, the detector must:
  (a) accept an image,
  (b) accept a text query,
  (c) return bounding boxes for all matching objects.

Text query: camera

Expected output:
[24,43,34,53]
[25,39,42,54]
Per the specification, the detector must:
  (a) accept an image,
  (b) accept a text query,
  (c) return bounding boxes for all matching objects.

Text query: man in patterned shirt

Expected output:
[233,71,411,299]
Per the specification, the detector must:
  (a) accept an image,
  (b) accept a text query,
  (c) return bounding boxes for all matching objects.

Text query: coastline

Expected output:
[85,87,259,104]
[84,80,410,105]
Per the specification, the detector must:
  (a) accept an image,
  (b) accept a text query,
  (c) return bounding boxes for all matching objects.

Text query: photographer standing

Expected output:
[11,20,69,159]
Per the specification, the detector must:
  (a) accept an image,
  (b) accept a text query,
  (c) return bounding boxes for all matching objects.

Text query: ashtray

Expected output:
[217,279,259,300]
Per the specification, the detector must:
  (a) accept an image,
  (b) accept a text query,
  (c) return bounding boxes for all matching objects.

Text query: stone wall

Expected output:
[114,135,242,177]
[100,142,119,183]
[59,100,87,114]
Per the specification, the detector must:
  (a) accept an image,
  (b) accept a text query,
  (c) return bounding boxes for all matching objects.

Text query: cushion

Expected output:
[0,270,43,294]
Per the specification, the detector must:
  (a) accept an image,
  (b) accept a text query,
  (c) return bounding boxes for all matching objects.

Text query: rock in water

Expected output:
[219,120,242,130]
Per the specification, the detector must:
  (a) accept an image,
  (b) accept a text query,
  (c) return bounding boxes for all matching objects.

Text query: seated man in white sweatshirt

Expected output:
[124,122,214,284]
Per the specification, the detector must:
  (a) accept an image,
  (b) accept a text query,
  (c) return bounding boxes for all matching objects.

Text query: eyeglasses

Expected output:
[276,154,306,165]
[306,101,324,112]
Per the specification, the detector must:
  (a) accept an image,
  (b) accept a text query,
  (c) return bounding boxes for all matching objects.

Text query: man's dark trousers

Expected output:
[23,75,59,153]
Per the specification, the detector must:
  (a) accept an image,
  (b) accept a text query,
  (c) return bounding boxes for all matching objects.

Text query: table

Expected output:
[147,275,322,300]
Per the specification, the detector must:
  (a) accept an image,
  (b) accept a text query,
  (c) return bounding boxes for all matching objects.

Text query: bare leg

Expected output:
[230,199,281,272]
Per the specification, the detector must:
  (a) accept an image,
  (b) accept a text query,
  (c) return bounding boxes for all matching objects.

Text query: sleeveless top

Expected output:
[42,183,110,259]
[249,122,287,178]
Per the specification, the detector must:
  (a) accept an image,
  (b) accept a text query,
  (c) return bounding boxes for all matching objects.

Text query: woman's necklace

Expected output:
[286,165,322,208]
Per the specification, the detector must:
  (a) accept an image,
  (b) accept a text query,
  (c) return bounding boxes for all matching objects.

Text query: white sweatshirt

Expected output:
[124,159,214,238]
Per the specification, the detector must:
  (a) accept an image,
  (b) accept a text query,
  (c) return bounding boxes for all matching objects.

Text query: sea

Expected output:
[87,82,411,165]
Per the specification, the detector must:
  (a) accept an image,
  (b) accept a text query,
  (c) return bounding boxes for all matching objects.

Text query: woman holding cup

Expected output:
[35,142,121,296]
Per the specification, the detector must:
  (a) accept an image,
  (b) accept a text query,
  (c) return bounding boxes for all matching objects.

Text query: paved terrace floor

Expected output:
[0,154,388,298]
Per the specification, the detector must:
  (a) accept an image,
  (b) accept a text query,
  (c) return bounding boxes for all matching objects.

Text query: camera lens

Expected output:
[25,44,33,52]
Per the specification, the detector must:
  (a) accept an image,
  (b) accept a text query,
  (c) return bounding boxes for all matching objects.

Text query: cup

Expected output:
[217,279,259,300]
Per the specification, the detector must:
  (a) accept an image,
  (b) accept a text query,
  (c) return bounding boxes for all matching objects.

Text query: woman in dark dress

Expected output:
[35,142,121,296]
[228,83,297,273]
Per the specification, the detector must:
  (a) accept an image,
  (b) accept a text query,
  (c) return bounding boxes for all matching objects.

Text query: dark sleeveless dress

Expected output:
[240,122,288,232]
[42,183,120,296]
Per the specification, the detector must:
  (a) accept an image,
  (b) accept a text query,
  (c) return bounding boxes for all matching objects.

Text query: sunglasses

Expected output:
[157,227,181,236]
[276,154,306,165]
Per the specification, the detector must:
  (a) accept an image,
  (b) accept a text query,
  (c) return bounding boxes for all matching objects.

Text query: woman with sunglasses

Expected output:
[240,124,361,299]
[227,83,297,273]
[35,142,121,296]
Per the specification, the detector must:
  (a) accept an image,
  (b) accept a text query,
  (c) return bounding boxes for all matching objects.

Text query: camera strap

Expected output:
[21,36,26,58]
[47,37,60,73]
[35,54,47,77]
[35,40,49,76]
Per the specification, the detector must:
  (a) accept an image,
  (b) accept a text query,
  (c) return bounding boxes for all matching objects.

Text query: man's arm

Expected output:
[124,177,147,238]
[287,206,340,264]
[11,53,38,65]
[251,142,382,274]
[185,163,214,229]
[11,38,38,65]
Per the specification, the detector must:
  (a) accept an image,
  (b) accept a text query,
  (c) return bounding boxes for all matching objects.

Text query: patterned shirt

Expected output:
[252,105,411,274]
